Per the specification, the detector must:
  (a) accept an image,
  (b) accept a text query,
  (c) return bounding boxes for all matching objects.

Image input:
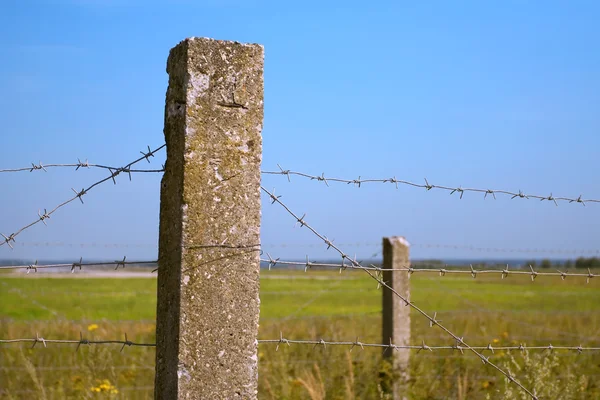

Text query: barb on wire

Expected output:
[0,144,165,249]
[0,258,158,273]
[261,186,538,399]
[3,335,598,355]
[262,168,600,206]
[259,259,598,282]
[0,335,155,350]
[0,161,164,174]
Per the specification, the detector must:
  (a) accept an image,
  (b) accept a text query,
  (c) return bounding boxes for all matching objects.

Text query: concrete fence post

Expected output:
[382,236,411,400]
[155,37,264,399]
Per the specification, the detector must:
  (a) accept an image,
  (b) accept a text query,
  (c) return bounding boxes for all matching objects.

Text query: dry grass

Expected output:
[1,270,600,399]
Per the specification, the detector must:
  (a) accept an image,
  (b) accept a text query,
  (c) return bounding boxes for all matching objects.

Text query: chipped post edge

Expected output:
[382,236,411,400]
[155,37,264,399]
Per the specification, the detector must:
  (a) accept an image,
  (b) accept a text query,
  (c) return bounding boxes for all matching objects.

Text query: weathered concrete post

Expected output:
[382,236,411,400]
[155,37,264,399]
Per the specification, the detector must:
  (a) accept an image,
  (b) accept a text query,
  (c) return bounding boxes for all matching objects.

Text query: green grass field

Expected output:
[1,270,600,399]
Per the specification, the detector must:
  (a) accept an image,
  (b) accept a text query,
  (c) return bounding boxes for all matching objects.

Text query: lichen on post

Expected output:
[155,37,264,400]
[382,236,411,400]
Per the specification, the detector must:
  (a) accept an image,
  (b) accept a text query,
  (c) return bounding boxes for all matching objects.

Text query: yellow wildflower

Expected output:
[87,323,99,332]
[89,379,118,395]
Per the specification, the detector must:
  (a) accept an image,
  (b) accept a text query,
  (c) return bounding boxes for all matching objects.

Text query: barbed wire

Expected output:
[0,163,164,174]
[0,365,154,371]
[262,166,600,206]
[0,333,155,351]
[3,253,595,285]
[0,144,165,250]
[0,257,157,273]
[0,146,165,174]
[260,187,538,399]
[422,267,600,344]
[261,257,598,283]
[2,335,598,355]
[260,335,600,354]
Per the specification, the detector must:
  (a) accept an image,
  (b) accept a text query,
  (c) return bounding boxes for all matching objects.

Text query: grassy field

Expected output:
[1,269,600,399]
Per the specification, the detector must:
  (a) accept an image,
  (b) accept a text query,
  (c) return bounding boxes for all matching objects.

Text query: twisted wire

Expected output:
[260,257,598,282]
[0,145,165,249]
[2,335,597,355]
[261,186,538,399]
[0,163,163,173]
[262,166,599,206]
[0,258,157,273]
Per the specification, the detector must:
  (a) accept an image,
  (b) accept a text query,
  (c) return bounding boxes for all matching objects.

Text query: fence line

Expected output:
[0,365,155,371]
[4,253,595,283]
[0,163,163,174]
[0,258,157,272]
[2,335,598,355]
[260,187,538,399]
[261,256,597,282]
[0,145,165,250]
[263,166,599,205]
[2,38,596,400]
[422,269,599,343]
[0,333,154,351]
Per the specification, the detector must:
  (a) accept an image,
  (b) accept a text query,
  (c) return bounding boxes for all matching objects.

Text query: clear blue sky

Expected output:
[1,0,599,262]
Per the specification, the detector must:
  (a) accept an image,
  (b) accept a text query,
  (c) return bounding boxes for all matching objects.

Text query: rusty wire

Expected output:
[262,166,599,206]
[0,144,165,249]
[261,186,539,399]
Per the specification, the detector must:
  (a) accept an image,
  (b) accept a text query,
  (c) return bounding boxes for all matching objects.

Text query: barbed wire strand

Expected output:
[0,145,165,249]
[0,365,154,371]
[0,258,157,273]
[0,333,154,351]
[2,336,598,355]
[262,166,599,206]
[260,258,598,283]
[0,150,165,174]
[3,254,595,284]
[422,265,597,343]
[0,164,164,173]
[260,186,538,399]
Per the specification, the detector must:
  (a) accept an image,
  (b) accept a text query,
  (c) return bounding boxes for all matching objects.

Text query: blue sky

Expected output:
[1,0,599,262]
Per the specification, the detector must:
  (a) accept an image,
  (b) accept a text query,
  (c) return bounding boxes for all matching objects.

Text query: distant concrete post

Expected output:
[155,37,264,400]
[382,236,411,400]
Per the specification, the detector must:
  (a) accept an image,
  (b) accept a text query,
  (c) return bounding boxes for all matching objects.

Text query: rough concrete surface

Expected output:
[382,236,411,400]
[155,37,263,400]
